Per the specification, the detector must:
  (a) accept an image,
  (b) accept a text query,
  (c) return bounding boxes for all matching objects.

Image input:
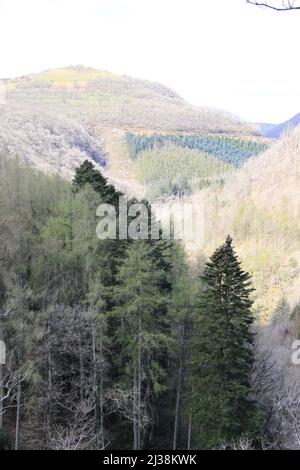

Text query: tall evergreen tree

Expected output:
[188,236,257,448]
[72,160,121,204]
[113,241,171,450]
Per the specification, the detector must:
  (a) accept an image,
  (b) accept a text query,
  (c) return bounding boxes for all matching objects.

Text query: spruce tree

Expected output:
[188,236,257,448]
[72,160,121,203]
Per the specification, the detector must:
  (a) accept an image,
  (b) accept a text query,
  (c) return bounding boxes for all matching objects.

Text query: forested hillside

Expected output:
[0,106,107,176]
[2,156,300,450]
[126,132,269,198]
[136,145,232,199]
[126,132,268,164]
[2,66,300,451]
[194,126,300,321]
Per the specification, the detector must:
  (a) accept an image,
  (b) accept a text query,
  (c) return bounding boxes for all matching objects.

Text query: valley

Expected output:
[1,65,300,451]
[1,66,290,321]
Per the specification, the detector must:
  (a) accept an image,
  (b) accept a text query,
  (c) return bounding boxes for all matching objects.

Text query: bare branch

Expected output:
[0,369,23,414]
[247,0,300,10]
[0,305,15,319]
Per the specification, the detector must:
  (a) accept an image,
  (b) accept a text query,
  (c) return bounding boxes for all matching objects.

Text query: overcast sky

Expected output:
[1,0,299,123]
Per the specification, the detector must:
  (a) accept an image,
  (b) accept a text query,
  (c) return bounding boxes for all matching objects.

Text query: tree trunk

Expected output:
[0,363,3,432]
[15,280,22,449]
[173,325,184,450]
[91,320,98,438]
[133,362,138,450]
[15,380,21,450]
[0,322,3,431]
[79,331,84,403]
[47,315,53,432]
[99,317,105,450]
[187,411,192,450]
[137,318,142,450]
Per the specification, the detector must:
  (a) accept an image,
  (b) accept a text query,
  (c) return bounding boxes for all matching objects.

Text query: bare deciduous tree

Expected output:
[218,435,254,450]
[0,369,23,426]
[269,384,300,449]
[107,386,150,430]
[47,399,97,450]
[251,342,283,400]
[247,0,300,10]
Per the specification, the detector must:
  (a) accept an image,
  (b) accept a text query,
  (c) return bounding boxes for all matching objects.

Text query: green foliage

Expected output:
[112,241,172,449]
[0,156,267,450]
[0,431,12,450]
[187,236,259,448]
[72,160,120,203]
[0,155,176,449]
[136,145,232,198]
[126,131,268,165]
[113,241,171,386]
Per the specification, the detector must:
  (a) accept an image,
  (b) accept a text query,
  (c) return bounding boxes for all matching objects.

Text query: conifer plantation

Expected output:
[0,156,291,450]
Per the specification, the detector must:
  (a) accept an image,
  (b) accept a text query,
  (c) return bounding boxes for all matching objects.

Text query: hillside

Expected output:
[136,145,234,199]
[1,66,263,189]
[191,126,300,320]
[0,105,106,177]
[5,66,258,135]
[1,66,283,320]
[260,113,300,139]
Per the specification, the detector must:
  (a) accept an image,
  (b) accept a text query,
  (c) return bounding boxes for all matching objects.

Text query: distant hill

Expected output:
[258,123,276,136]
[1,66,263,186]
[259,113,300,139]
[4,66,258,135]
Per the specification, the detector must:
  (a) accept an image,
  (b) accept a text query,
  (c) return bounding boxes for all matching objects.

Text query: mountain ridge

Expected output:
[259,112,300,139]
[4,66,259,135]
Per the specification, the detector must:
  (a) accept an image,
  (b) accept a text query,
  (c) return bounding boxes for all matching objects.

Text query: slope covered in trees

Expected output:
[192,125,300,320]
[136,145,232,199]
[126,131,268,165]
[0,106,106,177]
[1,155,290,450]
[0,155,174,449]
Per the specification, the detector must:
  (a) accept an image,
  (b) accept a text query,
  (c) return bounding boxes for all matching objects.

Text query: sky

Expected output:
[0,0,300,123]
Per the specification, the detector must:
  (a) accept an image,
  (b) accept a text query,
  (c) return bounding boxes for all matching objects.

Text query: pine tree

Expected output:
[188,236,257,448]
[72,160,120,203]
